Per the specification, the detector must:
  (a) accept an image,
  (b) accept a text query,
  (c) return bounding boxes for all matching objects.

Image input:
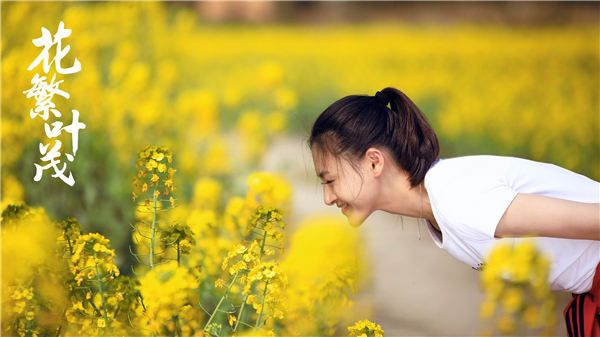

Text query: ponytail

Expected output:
[309,86,439,187]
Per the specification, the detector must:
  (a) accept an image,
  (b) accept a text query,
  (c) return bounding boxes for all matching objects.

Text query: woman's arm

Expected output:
[495,193,600,240]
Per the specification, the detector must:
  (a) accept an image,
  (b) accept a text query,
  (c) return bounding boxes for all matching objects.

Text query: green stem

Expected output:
[233,294,247,332]
[150,186,158,268]
[173,314,182,337]
[25,312,33,336]
[254,281,269,329]
[94,252,110,331]
[55,324,62,337]
[66,235,74,255]
[203,272,239,330]
[177,240,181,267]
[259,230,267,257]
[238,229,269,331]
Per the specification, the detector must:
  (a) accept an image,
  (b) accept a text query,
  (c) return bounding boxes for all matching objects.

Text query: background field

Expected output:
[2,2,598,335]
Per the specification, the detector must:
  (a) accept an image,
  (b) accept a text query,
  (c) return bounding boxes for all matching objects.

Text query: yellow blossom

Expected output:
[228,314,236,327]
[214,279,225,289]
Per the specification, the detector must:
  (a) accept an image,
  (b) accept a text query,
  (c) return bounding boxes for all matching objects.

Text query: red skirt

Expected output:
[563,261,600,337]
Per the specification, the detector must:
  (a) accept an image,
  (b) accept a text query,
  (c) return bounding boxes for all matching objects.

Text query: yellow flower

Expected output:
[266,111,286,134]
[523,306,541,328]
[214,278,225,289]
[146,159,158,171]
[25,311,35,321]
[97,318,106,328]
[501,287,523,313]
[496,314,515,334]
[11,290,23,300]
[107,296,118,306]
[480,297,496,319]
[263,266,276,279]
[14,301,26,314]
[273,86,297,111]
[481,240,554,333]
[228,314,237,327]
[246,171,292,211]
[24,288,33,300]
[152,152,165,161]
[347,319,384,337]
[93,293,103,308]
[192,177,222,210]
[258,62,283,88]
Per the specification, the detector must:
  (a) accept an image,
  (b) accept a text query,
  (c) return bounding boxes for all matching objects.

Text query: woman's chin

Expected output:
[344,209,367,228]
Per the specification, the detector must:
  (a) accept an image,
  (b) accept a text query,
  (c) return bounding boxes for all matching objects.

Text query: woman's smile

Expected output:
[341,204,348,214]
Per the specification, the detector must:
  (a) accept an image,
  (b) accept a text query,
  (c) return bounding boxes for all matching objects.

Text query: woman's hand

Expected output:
[495,193,600,241]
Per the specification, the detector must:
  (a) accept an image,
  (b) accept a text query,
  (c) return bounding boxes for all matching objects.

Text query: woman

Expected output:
[308,87,600,336]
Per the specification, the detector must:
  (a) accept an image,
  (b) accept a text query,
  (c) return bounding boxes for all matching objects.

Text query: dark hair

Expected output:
[308,87,439,188]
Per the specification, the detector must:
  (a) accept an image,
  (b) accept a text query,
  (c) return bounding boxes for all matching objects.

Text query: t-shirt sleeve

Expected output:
[465,183,519,239]
[438,174,519,240]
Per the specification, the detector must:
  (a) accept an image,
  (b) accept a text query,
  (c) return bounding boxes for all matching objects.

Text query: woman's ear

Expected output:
[365,147,384,176]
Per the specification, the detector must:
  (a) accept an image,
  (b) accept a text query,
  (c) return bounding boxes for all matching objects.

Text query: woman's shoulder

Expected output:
[426,155,506,183]
[425,155,523,239]
[423,154,533,209]
[432,154,538,168]
[425,154,549,182]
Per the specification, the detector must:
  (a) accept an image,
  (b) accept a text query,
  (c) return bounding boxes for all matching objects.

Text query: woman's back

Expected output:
[424,154,600,293]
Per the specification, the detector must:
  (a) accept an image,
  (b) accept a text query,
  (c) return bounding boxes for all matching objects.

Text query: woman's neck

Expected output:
[375,170,437,226]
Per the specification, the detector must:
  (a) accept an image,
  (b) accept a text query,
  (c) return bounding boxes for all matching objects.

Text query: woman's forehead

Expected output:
[311,148,348,177]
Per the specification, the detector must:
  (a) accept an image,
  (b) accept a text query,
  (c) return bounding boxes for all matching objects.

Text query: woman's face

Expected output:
[311,147,378,227]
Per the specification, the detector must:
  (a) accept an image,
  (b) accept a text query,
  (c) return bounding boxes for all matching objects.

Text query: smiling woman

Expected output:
[308,86,600,336]
[309,88,440,227]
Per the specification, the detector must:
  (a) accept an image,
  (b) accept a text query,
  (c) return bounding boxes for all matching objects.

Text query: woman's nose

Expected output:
[323,186,336,206]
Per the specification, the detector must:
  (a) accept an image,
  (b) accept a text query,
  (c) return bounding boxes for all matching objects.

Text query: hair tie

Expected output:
[375,90,389,106]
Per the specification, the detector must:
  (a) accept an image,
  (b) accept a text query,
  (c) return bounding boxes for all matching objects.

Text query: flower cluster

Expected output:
[222,240,264,277]
[70,233,120,286]
[9,286,41,337]
[480,240,556,336]
[248,208,284,244]
[64,232,127,335]
[160,222,196,265]
[137,261,202,337]
[243,262,287,322]
[191,177,222,211]
[280,215,367,336]
[1,204,32,225]
[202,207,288,336]
[132,146,184,270]
[1,204,69,337]
[57,216,82,257]
[132,145,176,207]
[347,319,385,337]
[246,172,292,212]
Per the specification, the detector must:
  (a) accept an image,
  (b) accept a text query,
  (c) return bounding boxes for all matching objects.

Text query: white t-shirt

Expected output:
[423,155,600,294]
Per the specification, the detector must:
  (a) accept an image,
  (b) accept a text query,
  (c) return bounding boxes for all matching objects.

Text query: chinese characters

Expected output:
[23,21,85,186]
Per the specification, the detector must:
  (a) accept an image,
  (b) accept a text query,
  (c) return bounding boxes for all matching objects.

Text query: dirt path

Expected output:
[263,136,571,336]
